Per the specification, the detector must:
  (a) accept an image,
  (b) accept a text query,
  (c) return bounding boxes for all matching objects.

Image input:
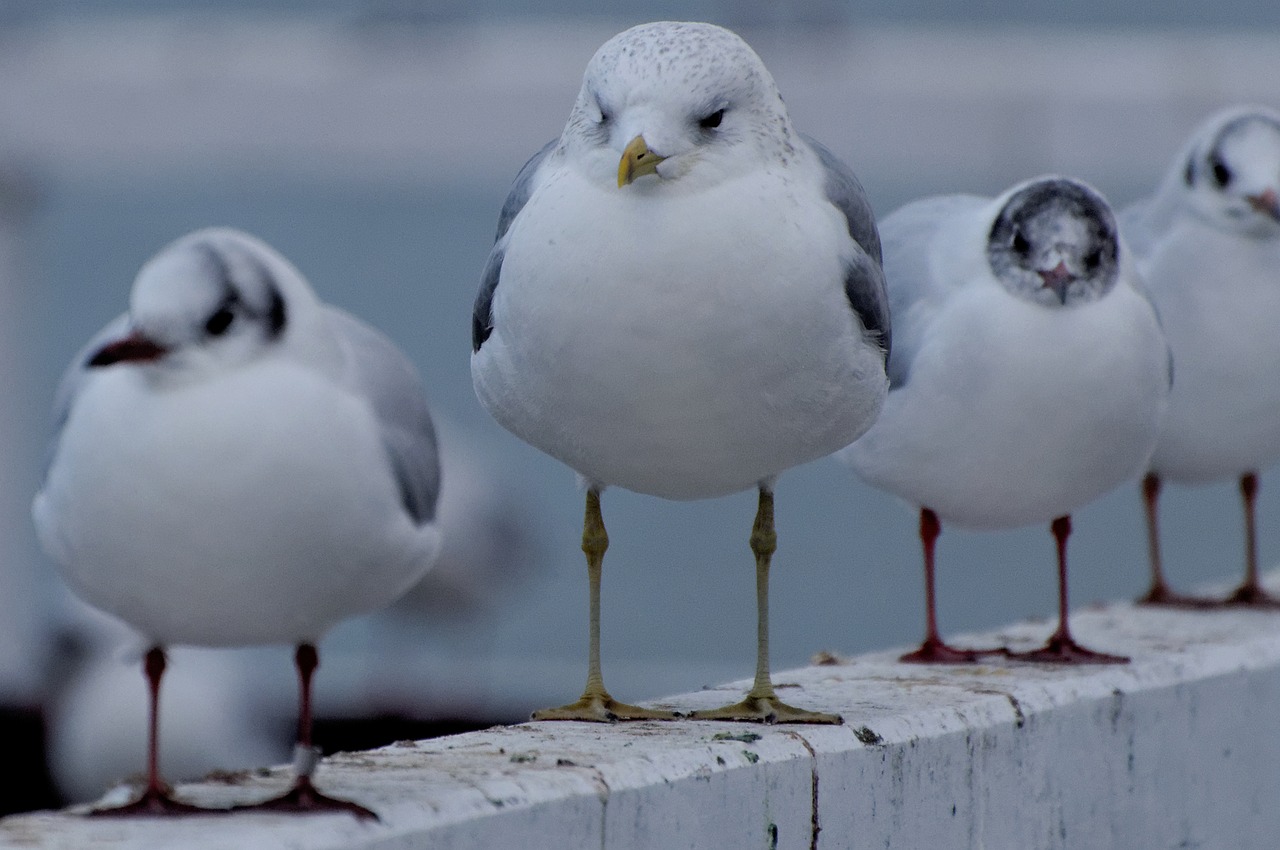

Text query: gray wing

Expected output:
[325,307,441,526]
[802,134,891,360]
[473,139,558,353]
[878,194,988,387]
[43,314,131,478]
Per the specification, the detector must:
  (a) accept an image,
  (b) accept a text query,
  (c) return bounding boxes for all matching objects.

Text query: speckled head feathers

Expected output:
[561,22,796,185]
[986,177,1120,308]
[586,22,771,100]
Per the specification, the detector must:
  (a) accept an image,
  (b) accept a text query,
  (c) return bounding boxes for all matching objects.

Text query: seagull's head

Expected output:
[88,229,295,378]
[986,177,1120,308]
[1181,109,1280,236]
[563,21,796,192]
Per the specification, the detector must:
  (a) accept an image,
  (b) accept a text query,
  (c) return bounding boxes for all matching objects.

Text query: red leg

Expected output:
[89,647,221,817]
[900,508,1003,663]
[1222,473,1280,607]
[1008,516,1128,664]
[234,644,377,819]
[1135,473,1217,608]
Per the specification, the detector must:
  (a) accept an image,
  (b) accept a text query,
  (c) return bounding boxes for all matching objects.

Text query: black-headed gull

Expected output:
[34,228,441,815]
[1121,105,1280,608]
[843,177,1170,663]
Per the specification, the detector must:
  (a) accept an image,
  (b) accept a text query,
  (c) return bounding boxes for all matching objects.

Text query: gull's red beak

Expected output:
[87,332,168,368]
[1246,188,1280,222]
[1038,261,1074,304]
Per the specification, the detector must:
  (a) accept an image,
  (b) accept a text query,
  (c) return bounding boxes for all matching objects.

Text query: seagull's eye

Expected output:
[1084,247,1103,270]
[597,106,611,126]
[1012,229,1031,256]
[698,109,725,130]
[1211,157,1233,188]
[205,307,235,337]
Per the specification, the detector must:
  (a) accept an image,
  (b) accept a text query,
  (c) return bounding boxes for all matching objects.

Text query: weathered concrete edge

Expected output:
[5,591,1280,849]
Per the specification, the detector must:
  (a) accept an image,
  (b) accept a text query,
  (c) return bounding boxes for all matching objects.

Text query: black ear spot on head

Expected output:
[267,289,287,338]
[1210,155,1233,188]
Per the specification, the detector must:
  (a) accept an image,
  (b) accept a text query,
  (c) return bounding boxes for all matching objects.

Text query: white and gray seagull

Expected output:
[842,176,1171,663]
[34,227,442,816]
[1121,105,1280,608]
[471,21,889,723]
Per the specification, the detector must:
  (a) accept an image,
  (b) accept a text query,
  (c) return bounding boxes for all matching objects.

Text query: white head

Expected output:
[88,228,314,380]
[561,21,797,192]
[986,177,1121,308]
[1176,106,1280,236]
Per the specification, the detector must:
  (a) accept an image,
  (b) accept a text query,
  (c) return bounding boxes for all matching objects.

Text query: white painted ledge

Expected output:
[6,580,1280,849]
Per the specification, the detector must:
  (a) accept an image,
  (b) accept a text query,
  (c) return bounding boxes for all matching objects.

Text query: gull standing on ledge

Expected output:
[472,21,890,723]
[842,177,1170,663]
[34,228,442,816]
[1121,105,1280,608]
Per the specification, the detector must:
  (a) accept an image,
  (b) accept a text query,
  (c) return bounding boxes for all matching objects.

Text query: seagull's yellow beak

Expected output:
[618,135,667,187]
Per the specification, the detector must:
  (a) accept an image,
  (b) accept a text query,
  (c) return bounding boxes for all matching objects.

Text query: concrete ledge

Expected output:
[6,587,1280,849]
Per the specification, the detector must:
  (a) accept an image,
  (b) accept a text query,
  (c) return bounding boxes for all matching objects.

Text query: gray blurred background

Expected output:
[1,0,1278,812]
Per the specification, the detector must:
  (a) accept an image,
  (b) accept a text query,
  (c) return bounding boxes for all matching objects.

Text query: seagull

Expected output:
[33,228,441,816]
[1120,105,1280,608]
[842,176,1171,663]
[471,21,889,723]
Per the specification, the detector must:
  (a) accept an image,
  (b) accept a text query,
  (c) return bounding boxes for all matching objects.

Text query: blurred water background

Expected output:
[1,0,1278,811]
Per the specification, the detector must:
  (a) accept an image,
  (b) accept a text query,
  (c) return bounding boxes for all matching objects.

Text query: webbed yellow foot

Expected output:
[689,693,841,725]
[532,692,678,722]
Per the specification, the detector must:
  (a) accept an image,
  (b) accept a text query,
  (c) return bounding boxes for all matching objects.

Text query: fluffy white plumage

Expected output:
[34,227,442,814]
[471,21,888,721]
[844,176,1170,529]
[843,175,1170,662]
[1122,105,1280,484]
[34,228,442,648]
[1121,105,1280,607]
[472,21,889,501]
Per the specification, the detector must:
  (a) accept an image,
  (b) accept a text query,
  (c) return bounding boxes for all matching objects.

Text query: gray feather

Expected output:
[474,140,557,353]
[472,246,504,353]
[802,134,891,359]
[325,307,441,526]
[495,139,557,242]
[878,194,988,388]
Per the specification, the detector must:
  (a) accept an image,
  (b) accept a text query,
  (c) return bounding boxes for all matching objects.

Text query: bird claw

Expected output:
[532,693,678,723]
[1005,633,1128,664]
[899,637,1007,664]
[232,777,377,820]
[689,694,842,725]
[88,786,225,818]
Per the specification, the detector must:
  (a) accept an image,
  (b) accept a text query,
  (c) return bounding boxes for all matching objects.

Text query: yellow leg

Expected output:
[690,488,841,725]
[532,489,677,722]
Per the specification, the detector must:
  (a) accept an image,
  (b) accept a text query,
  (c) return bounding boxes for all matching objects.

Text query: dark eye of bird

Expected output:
[1012,228,1031,256]
[1084,248,1103,270]
[205,307,235,336]
[1211,157,1233,188]
[699,109,725,130]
